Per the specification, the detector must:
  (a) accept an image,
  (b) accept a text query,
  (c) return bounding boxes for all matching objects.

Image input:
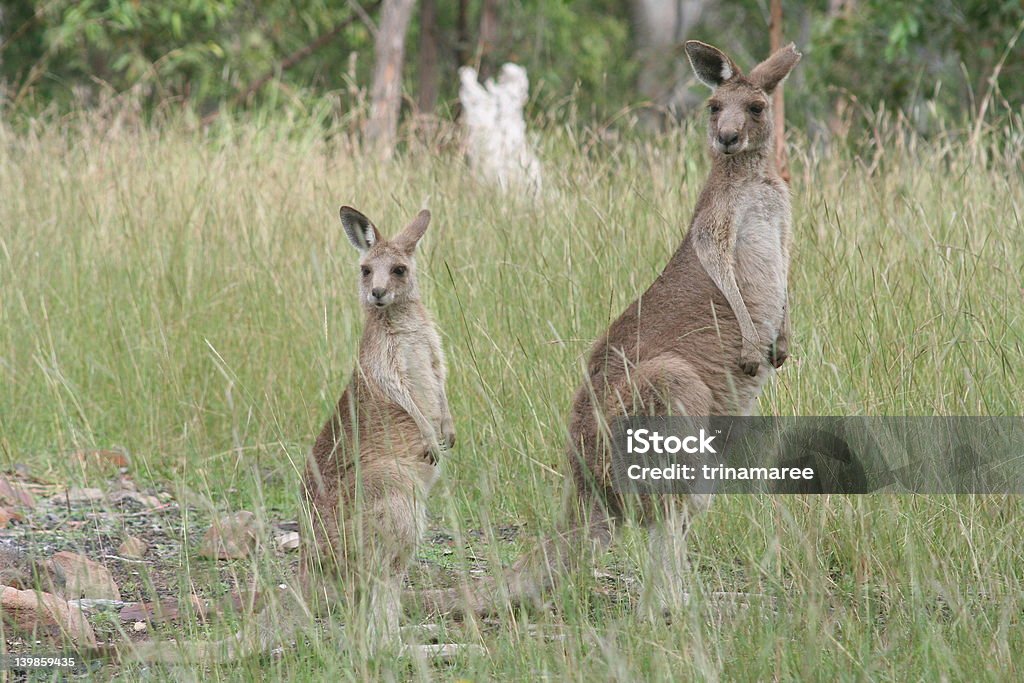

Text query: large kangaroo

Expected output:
[415,40,801,617]
[124,206,455,662]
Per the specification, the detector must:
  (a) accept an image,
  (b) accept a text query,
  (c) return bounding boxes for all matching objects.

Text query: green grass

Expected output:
[0,111,1022,680]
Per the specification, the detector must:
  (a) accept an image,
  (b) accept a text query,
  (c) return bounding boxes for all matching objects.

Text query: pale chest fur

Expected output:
[395,325,444,422]
[365,318,445,424]
[731,181,790,343]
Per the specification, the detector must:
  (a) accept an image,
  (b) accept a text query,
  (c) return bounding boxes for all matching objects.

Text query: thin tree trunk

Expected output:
[827,0,855,139]
[455,0,470,66]
[769,0,789,183]
[416,0,440,113]
[476,0,500,80]
[365,0,416,159]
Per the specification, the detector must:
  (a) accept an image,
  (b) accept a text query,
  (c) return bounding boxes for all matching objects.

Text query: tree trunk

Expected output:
[455,0,470,66]
[416,0,440,113]
[365,0,417,159]
[769,0,790,183]
[827,0,856,139]
[631,0,709,129]
[476,0,500,80]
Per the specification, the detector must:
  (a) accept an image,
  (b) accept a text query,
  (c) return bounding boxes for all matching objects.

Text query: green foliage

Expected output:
[811,0,1024,128]
[2,0,375,111]
[1,1,1021,138]
[41,0,237,98]
[489,0,634,117]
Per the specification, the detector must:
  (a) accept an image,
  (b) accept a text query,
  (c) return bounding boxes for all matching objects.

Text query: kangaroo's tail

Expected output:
[408,512,613,619]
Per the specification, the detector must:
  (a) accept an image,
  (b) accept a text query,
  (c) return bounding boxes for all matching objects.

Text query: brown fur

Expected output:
[301,207,453,641]
[412,40,801,618]
[123,207,453,663]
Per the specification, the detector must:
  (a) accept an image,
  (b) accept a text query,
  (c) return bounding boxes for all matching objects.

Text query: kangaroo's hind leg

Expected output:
[610,353,714,618]
[344,473,424,651]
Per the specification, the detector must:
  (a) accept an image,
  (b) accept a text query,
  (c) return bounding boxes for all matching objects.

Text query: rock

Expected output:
[45,551,121,601]
[119,595,210,624]
[275,531,300,552]
[0,476,34,508]
[118,536,149,559]
[132,620,147,633]
[0,506,23,528]
[107,489,162,509]
[52,487,105,504]
[0,547,34,589]
[119,600,179,624]
[0,586,97,647]
[72,449,130,470]
[199,511,259,559]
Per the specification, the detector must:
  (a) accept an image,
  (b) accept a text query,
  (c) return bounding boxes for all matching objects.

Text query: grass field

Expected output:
[1,111,1023,680]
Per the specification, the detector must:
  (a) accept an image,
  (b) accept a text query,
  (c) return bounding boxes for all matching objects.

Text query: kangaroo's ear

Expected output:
[393,210,431,253]
[340,206,381,253]
[748,43,801,94]
[685,41,740,90]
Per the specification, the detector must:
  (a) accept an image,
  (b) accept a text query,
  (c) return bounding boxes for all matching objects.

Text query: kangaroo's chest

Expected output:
[731,185,789,336]
[393,331,442,419]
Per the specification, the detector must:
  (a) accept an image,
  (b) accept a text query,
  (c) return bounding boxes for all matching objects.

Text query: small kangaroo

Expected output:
[301,205,455,642]
[414,40,800,618]
[123,206,455,663]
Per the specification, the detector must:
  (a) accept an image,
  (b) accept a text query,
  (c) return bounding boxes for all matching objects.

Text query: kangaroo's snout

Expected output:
[713,127,746,155]
[716,132,741,147]
[717,131,740,149]
[369,286,394,308]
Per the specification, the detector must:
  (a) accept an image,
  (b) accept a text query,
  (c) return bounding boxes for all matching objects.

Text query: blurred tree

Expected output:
[417,0,440,112]
[474,0,499,79]
[631,0,709,128]
[770,0,789,181]
[365,0,416,158]
[0,0,1020,136]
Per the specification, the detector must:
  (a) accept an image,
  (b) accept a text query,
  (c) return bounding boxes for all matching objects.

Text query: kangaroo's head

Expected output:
[684,41,801,157]
[340,206,431,311]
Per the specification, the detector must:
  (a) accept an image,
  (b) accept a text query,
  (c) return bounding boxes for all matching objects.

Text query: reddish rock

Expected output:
[0,476,34,508]
[52,487,105,504]
[119,595,212,624]
[0,547,34,589]
[199,511,259,559]
[72,449,130,470]
[0,586,97,647]
[107,489,161,509]
[46,552,121,601]
[0,506,23,528]
[118,536,148,559]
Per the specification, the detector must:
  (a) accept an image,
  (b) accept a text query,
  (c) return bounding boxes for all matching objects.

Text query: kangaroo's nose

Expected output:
[371,287,386,299]
[718,131,740,147]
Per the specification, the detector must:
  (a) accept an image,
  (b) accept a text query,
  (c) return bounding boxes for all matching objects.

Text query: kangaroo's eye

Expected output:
[392,266,407,277]
[749,104,764,115]
[709,103,721,114]
[361,266,371,277]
